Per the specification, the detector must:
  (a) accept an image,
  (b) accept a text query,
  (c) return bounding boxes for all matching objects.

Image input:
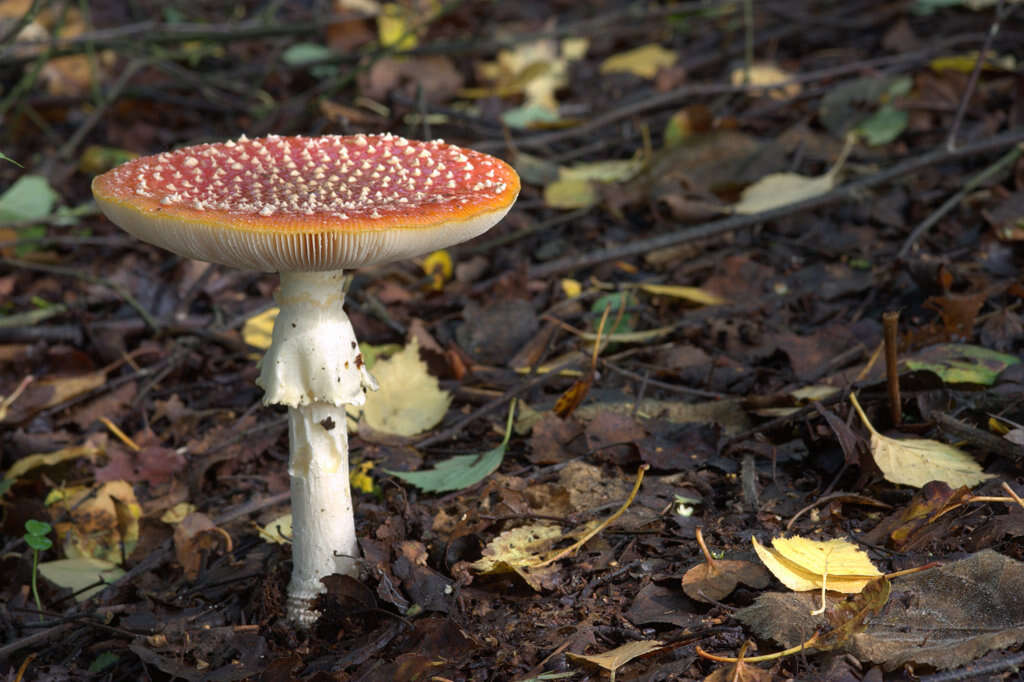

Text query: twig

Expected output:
[0,257,161,331]
[882,310,901,426]
[897,143,1022,258]
[530,127,1024,278]
[946,0,1015,151]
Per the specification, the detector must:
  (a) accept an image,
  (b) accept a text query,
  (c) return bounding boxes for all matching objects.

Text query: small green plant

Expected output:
[23,519,53,617]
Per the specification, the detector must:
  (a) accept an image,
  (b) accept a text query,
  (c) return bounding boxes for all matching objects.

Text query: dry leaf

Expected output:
[850,393,993,488]
[730,62,801,99]
[361,338,450,436]
[37,557,124,601]
[682,559,771,602]
[638,282,726,305]
[734,134,853,214]
[567,640,664,678]
[47,480,141,564]
[4,443,103,481]
[600,43,677,79]
[752,536,881,593]
[257,513,293,545]
[242,307,278,351]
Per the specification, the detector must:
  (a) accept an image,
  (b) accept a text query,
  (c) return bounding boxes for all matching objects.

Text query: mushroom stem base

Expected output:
[285,402,359,626]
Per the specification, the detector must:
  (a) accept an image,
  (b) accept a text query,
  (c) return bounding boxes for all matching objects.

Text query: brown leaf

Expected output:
[704,660,773,682]
[816,576,891,651]
[682,559,771,603]
[173,512,230,580]
[850,550,1024,670]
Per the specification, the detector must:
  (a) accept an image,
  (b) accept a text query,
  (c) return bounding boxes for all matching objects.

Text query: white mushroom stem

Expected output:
[286,403,356,625]
[256,270,378,626]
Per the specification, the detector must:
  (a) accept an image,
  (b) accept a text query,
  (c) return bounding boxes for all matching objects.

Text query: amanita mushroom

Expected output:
[92,133,519,624]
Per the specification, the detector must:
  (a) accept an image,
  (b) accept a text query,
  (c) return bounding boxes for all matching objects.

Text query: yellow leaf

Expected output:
[730,62,801,99]
[4,443,102,481]
[567,640,664,675]
[850,393,994,488]
[544,177,597,209]
[350,460,376,493]
[638,283,726,305]
[362,337,451,436]
[48,480,141,564]
[600,43,677,79]
[378,3,417,50]
[544,158,644,209]
[37,557,124,601]
[561,278,582,299]
[242,307,278,351]
[752,536,880,594]
[735,133,853,214]
[771,536,881,577]
[256,514,292,545]
[930,51,1015,73]
[734,171,836,214]
[561,37,589,61]
[160,502,196,525]
[421,249,452,290]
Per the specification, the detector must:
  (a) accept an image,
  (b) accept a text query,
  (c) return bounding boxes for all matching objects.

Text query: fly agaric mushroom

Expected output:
[92,133,519,625]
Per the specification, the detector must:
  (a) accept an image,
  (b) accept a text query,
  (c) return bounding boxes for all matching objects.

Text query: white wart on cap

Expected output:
[92,133,520,272]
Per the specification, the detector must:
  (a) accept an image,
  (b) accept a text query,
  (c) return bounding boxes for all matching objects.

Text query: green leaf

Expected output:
[88,652,120,674]
[282,43,332,66]
[591,292,636,335]
[0,152,22,167]
[25,535,53,551]
[857,106,908,146]
[384,401,516,493]
[0,175,58,223]
[25,519,52,537]
[905,343,1020,385]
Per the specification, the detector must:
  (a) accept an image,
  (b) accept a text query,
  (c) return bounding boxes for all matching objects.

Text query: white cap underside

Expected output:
[96,198,512,271]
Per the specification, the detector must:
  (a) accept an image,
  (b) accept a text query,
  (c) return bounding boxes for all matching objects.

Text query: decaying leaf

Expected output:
[683,558,771,603]
[37,557,125,601]
[242,307,278,351]
[47,480,141,564]
[567,639,664,680]
[4,442,103,481]
[600,43,677,79]
[362,338,451,437]
[730,62,801,99]
[173,512,232,580]
[752,536,881,593]
[850,550,1024,670]
[257,513,292,545]
[850,393,993,488]
[816,577,891,651]
[734,134,852,214]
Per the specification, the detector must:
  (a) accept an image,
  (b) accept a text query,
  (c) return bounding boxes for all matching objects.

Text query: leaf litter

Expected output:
[2,1,1024,680]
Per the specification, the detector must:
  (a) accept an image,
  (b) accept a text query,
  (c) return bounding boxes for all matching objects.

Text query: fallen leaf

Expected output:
[257,514,292,545]
[567,640,664,678]
[637,282,726,305]
[384,401,514,493]
[173,512,231,579]
[242,307,278,351]
[600,43,677,79]
[37,557,125,601]
[850,550,1024,670]
[4,443,102,481]
[850,392,993,488]
[733,135,853,214]
[730,62,801,99]
[904,343,1020,385]
[682,558,771,602]
[752,536,881,593]
[47,480,141,564]
[362,337,451,437]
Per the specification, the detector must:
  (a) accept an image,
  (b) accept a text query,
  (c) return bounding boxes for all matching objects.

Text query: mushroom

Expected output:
[91,133,520,624]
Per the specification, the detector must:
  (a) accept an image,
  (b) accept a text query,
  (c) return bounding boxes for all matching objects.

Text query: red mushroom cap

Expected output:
[92,133,520,272]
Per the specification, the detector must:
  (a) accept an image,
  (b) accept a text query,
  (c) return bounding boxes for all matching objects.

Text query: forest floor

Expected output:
[1,1,1024,680]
